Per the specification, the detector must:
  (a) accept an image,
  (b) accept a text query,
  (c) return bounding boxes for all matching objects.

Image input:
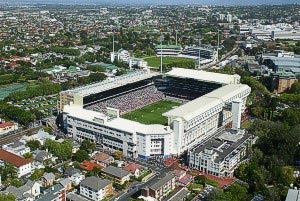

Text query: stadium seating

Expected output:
[86,85,165,115]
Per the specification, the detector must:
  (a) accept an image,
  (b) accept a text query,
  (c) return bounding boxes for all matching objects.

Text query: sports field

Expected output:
[122,100,181,125]
[0,83,28,100]
[144,56,195,67]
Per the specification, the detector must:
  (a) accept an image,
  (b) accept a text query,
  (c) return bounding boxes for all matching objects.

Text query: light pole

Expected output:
[196,36,203,69]
[160,33,164,73]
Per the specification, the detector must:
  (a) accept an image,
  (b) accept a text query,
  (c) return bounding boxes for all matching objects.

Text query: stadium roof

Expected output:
[154,45,182,49]
[163,84,250,121]
[166,68,240,85]
[64,71,159,97]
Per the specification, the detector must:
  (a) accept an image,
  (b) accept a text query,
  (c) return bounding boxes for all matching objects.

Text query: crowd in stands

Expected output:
[86,85,165,115]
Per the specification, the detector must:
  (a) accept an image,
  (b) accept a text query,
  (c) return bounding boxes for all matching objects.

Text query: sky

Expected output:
[3,0,300,5]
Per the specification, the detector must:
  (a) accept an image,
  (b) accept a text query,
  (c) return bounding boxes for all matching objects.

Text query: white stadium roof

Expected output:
[166,68,240,85]
[65,71,159,97]
[163,84,251,121]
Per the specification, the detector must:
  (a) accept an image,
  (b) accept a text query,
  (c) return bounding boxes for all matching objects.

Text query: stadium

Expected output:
[61,68,250,159]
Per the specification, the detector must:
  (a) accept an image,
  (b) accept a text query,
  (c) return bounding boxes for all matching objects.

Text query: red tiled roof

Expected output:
[178,174,193,185]
[0,149,33,167]
[123,162,142,173]
[7,62,17,67]
[80,160,103,171]
[92,153,110,162]
[0,122,14,128]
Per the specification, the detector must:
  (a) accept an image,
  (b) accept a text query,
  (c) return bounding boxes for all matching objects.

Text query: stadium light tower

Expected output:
[160,33,164,73]
[217,30,220,62]
[175,29,178,46]
[196,36,203,69]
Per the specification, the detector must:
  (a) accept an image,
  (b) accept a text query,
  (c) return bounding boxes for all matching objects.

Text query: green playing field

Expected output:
[144,56,195,67]
[121,100,181,125]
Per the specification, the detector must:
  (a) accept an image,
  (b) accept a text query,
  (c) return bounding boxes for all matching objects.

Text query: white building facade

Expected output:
[62,69,251,159]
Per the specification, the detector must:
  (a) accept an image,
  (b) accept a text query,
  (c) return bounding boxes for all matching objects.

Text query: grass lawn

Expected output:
[144,56,195,67]
[241,120,252,129]
[206,179,219,187]
[188,183,203,192]
[122,100,181,125]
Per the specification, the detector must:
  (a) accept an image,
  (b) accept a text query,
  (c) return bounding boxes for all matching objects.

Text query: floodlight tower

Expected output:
[196,36,203,69]
[160,33,164,73]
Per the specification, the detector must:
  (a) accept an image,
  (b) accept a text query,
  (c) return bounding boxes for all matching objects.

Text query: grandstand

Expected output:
[62,68,250,160]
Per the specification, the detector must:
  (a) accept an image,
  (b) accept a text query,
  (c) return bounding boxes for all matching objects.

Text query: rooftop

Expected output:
[166,68,240,85]
[163,188,190,201]
[80,160,103,171]
[102,166,131,178]
[0,122,14,128]
[150,174,175,191]
[63,71,159,97]
[163,84,250,121]
[123,162,143,173]
[80,176,112,191]
[191,129,254,163]
[155,45,182,49]
[0,149,32,167]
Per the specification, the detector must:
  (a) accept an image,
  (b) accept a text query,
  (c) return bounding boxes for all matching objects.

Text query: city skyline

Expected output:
[1,0,300,5]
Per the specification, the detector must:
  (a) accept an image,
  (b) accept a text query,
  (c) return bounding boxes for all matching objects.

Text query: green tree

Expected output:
[114,151,123,160]
[289,82,300,94]
[26,140,41,151]
[0,193,15,201]
[194,175,207,186]
[74,150,90,162]
[30,169,44,181]
[80,140,96,152]
[23,152,33,159]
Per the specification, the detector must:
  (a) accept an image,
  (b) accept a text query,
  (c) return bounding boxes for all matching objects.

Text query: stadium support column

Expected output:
[231,99,243,130]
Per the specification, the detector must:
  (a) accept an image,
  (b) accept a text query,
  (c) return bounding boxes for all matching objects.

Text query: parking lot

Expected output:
[194,185,214,201]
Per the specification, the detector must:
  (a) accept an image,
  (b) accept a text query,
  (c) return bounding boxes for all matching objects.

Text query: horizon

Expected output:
[1,0,300,6]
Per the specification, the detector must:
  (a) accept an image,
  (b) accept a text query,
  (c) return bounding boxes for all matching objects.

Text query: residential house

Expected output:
[80,176,113,201]
[0,121,18,135]
[0,149,33,178]
[101,166,131,185]
[80,160,103,171]
[41,172,55,187]
[36,184,66,201]
[3,140,30,156]
[34,150,55,164]
[123,162,145,178]
[64,167,85,186]
[141,174,176,201]
[59,178,72,191]
[4,180,40,201]
[92,152,114,167]
[173,170,193,187]
[22,129,55,145]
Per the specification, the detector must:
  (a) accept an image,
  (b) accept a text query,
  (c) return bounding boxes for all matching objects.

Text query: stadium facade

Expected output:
[61,68,250,159]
